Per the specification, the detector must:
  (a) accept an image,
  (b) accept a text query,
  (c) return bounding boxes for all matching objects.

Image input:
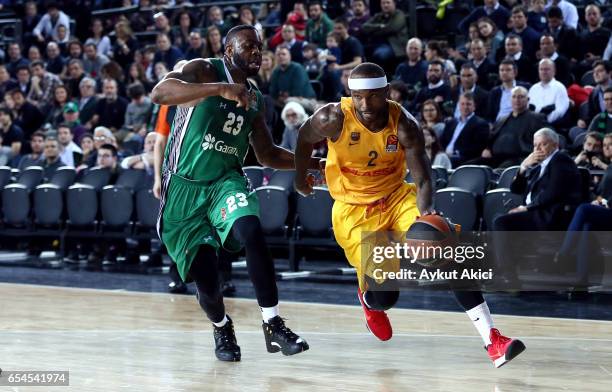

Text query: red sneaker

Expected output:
[357,288,392,341]
[487,328,526,368]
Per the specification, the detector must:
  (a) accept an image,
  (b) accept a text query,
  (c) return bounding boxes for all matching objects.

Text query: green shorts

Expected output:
[160,171,259,282]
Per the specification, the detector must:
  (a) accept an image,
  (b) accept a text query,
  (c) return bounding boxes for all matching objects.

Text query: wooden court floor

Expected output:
[1,283,611,392]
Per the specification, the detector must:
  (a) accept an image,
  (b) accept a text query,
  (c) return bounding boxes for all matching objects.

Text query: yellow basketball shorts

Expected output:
[331,183,420,290]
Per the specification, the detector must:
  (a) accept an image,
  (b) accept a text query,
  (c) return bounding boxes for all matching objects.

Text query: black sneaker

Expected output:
[213,316,241,362]
[168,280,188,294]
[262,316,309,356]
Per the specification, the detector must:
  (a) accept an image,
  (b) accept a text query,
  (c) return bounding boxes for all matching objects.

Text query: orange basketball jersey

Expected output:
[325,97,406,205]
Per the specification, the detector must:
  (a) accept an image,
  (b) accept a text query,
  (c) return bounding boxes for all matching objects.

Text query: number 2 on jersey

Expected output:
[222,112,244,136]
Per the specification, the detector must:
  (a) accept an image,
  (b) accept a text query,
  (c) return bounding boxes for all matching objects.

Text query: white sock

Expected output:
[212,314,228,328]
[261,305,279,322]
[466,302,494,346]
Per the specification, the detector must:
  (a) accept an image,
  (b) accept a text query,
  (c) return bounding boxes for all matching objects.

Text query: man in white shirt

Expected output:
[57,123,82,167]
[33,2,71,43]
[528,58,569,124]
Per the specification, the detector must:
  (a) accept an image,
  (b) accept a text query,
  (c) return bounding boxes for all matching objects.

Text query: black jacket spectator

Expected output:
[451,86,490,119]
[394,58,427,88]
[546,24,579,61]
[508,151,582,229]
[94,96,129,131]
[458,2,510,34]
[486,110,546,167]
[440,114,489,166]
[487,81,531,123]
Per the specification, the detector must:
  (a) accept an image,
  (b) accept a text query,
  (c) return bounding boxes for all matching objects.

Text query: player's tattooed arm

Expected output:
[151,59,250,108]
[294,103,344,196]
[249,102,320,170]
[397,109,435,215]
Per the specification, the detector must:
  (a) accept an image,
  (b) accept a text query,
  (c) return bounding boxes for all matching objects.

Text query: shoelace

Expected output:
[216,323,236,345]
[490,329,511,347]
[270,317,299,340]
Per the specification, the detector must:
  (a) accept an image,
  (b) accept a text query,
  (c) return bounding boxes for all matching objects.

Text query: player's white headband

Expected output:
[348,76,388,90]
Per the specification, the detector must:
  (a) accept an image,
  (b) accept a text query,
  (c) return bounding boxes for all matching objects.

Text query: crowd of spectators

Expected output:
[0,0,611,283]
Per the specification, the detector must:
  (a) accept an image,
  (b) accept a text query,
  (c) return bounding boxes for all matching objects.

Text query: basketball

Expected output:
[404,215,459,268]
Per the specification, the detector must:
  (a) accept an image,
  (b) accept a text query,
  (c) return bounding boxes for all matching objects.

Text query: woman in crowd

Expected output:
[85,18,112,58]
[204,25,224,59]
[279,101,308,152]
[423,125,452,169]
[46,85,72,127]
[477,17,504,64]
[420,99,446,138]
[253,50,275,94]
[172,11,195,53]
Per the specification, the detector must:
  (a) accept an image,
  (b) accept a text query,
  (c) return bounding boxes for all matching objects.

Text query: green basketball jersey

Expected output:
[164,58,264,182]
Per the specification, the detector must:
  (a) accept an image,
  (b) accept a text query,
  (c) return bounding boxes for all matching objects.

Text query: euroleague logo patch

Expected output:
[221,207,227,221]
[385,134,399,152]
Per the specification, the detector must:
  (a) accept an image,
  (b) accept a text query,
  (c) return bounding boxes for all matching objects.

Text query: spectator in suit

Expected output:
[17,131,45,170]
[280,24,306,64]
[528,58,569,125]
[306,0,334,49]
[488,59,531,123]
[394,38,427,89]
[494,128,582,230]
[90,79,129,134]
[451,63,489,119]
[16,65,32,97]
[501,34,536,84]
[458,0,510,35]
[510,6,542,61]
[40,137,66,181]
[588,87,612,134]
[412,60,452,112]
[361,0,408,71]
[469,38,496,90]
[477,86,546,168]
[77,77,98,129]
[57,124,83,168]
[440,92,490,166]
[545,0,578,30]
[65,59,86,100]
[269,46,316,108]
[545,6,579,62]
[538,34,572,87]
[574,132,604,170]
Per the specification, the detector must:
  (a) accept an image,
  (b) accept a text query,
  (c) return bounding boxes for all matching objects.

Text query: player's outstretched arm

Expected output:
[151,59,250,108]
[397,109,435,215]
[249,106,320,171]
[294,103,344,196]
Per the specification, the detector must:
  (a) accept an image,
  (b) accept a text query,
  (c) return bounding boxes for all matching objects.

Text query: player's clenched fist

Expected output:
[219,83,251,109]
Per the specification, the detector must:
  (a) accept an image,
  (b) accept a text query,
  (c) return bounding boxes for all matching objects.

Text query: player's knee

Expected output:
[231,215,264,246]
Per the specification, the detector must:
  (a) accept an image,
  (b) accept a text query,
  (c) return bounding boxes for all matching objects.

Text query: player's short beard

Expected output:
[232,52,258,76]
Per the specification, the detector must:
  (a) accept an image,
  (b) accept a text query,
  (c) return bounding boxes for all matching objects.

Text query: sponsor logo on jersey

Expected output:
[385,134,399,153]
[220,207,227,221]
[340,166,397,177]
[202,134,240,158]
